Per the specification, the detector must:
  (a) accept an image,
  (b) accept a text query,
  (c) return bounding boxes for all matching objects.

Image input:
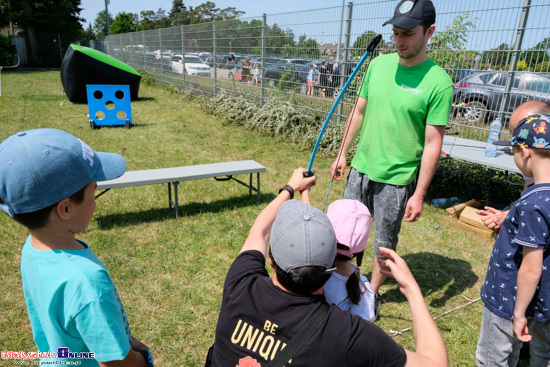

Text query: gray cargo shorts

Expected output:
[343,167,416,258]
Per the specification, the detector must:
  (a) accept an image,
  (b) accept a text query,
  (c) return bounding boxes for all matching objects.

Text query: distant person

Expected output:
[318,61,332,98]
[332,58,341,90]
[210,167,450,366]
[0,129,152,366]
[475,113,550,366]
[253,64,260,85]
[307,64,316,96]
[330,0,454,318]
[241,56,251,84]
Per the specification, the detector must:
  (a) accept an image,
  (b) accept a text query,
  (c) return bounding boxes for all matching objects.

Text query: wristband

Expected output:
[138,350,154,367]
[278,184,294,200]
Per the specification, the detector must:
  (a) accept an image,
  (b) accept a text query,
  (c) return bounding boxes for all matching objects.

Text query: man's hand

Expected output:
[404,194,423,222]
[287,168,317,193]
[331,157,347,181]
[513,315,532,342]
[477,207,507,232]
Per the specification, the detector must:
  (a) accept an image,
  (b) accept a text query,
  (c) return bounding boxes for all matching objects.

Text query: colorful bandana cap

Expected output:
[494,114,550,149]
[511,114,550,149]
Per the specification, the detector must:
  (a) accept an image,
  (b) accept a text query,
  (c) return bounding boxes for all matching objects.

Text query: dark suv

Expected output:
[453,71,550,123]
[264,59,310,86]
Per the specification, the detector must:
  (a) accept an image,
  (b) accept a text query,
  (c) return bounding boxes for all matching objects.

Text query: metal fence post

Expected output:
[213,21,217,97]
[261,13,267,106]
[338,2,353,123]
[498,0,531,121]
[159,29,163,83]
[182,25,187,85]
[143,31,146,72]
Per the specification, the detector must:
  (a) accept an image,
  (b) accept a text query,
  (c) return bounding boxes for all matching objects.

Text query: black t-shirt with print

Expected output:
[212,250,407,367]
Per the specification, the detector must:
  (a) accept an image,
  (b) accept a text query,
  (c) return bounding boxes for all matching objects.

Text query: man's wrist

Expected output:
[279,184,294,200]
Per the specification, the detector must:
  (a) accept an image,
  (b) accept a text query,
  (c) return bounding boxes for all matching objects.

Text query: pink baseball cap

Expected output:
[326,199,371,258]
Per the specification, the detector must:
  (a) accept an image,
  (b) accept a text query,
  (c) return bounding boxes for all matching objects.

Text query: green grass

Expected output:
[0,70,525,366]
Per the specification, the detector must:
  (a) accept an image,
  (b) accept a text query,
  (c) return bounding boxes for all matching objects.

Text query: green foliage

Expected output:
[482,43,511,69]
[0,34,16,65]
[352,31,389,59]
[294,37,320,59]
[93,10,113,37]
[276,64,300,92]
[138,70,156,86]
[111,12,141,34]
[429,13,478,70]
[429,159,523,205]
[521,37,550,69]
[5,0,84,36]
[204,90,260,126]
[535,61,549,72]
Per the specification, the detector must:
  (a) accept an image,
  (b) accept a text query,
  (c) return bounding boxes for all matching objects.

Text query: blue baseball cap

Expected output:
[494,114,550,149]
[0,129,126,216]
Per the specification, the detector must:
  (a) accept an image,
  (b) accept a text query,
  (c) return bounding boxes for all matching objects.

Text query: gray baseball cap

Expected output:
[270,200,336,273]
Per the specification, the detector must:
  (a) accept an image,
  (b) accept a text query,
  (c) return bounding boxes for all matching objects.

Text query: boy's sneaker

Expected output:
[374,293,382,321]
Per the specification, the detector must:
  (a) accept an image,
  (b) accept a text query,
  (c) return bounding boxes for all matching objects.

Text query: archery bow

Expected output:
[304,34,382,178]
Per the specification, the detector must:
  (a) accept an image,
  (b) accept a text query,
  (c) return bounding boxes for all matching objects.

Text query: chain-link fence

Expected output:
[78,0,549,142]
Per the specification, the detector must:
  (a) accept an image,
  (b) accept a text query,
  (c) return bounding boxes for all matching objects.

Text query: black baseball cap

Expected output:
[383,0,436,30]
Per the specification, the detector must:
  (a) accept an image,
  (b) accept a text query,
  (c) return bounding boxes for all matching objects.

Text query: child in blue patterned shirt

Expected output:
[476,108,550,366]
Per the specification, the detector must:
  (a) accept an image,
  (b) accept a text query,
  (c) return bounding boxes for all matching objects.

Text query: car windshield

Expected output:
[184,56,204,64]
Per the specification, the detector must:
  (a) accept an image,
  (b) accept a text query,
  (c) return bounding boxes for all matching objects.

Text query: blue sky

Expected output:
[78,0,340,26]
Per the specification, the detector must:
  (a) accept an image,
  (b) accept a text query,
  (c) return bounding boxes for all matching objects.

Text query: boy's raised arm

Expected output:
[239,168,316,257]
[378,248,449,367]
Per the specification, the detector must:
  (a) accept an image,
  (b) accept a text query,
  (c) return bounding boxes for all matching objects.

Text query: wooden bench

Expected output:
[96,160,266,218]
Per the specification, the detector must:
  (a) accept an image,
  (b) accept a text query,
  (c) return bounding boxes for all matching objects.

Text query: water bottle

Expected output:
[485,117,502,158]
[431,197,460,208]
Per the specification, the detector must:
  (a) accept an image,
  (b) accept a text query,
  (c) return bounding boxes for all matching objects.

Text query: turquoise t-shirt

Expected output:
[352,53,454,185]
[21,237,131,366]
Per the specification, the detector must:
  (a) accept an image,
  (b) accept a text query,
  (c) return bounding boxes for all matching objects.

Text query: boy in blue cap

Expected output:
[476,114,550,366]
[0,129,152,366]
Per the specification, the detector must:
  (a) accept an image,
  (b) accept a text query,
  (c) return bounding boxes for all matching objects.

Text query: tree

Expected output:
[217,7,244,20]
[521,37,550,69]
[111,12,140,34]
[428,13,478,71]
[81,22,95,40]
[0,34,17,65]
[482,43,511,69]
[296,37,319,59]
[3,0,85,65]
[189,1,219,24]
[352,31,388,59]
[169,0,190,26]
[93,9,112,37]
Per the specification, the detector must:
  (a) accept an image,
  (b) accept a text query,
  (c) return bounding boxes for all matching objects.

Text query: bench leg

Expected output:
[168,182,179,218]
[257,172,261,204]
[174,182,179,218]
[249,173,252,197]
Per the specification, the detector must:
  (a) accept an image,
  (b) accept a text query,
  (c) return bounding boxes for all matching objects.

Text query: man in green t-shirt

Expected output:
[331,0,454,318]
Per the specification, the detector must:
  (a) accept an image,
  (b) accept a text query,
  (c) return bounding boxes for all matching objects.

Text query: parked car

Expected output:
[451,68,476,83]
[170,55,211,76]
[264,59,309,86]
[453,71,550,123]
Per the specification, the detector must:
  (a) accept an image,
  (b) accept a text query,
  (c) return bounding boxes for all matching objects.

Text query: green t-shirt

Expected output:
[352,53,454,185]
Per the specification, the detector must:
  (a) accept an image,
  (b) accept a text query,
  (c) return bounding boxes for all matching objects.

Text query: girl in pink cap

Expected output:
[324,199,376,321]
